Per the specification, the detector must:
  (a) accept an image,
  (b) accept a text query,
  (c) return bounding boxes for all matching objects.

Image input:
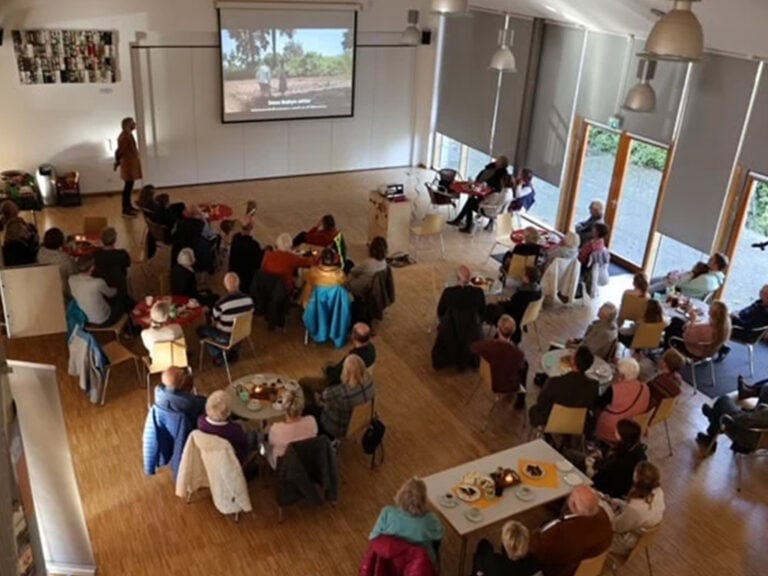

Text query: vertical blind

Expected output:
[738,63,768,176]
[576,31,631,125]
[658,54,759,253]
[435,11,531,159]
[525,23,585,186]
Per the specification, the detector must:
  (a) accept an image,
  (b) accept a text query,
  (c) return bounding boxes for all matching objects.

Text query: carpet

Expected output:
[682,341,768,399]
[609,261,633,277]
[491,252,505,265]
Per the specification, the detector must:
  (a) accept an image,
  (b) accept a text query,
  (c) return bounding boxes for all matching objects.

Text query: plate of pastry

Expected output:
[522,463,546,480]
[454,484,482,503]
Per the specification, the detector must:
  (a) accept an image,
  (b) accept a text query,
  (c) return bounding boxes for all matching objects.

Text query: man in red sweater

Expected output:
[471,314,528,399]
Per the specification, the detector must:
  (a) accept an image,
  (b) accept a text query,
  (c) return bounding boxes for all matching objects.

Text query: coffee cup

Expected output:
[145,296,154,307]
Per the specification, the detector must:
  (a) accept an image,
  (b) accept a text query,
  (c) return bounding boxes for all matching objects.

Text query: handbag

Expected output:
[362,413,386,468]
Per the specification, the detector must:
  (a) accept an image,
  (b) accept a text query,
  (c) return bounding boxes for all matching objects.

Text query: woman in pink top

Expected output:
[679,301,731,359]
[596,358,651,444]
[267,390,317,468]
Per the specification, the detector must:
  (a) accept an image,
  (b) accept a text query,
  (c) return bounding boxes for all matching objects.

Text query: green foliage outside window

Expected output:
[587,128,668,171]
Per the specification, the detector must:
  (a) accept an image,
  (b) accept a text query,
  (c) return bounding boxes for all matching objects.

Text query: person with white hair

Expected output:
[568,302,619,360]
[261,232,314,294]
[196,390,256,464]
[266,389,317,469]
[170,247,218,308]
[140,301,184,360]
[529,486,612,576]
[545,230,580,264]
[595,357,651,444]
[575,199,604,245]
[471,520,540,576]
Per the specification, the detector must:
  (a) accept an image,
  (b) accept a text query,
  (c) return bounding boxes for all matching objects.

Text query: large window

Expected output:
[573,126,619,225]
[652,234,708,280]
[532,177,561,228]
[436,133,462,172]
[466,146,490,181]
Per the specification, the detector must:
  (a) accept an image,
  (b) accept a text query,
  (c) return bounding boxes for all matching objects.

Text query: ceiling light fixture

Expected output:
[489,27,516,72]
[623,58,658,113]
[401,10,421,45]
[431,0,469,16]
[645,0,704,62]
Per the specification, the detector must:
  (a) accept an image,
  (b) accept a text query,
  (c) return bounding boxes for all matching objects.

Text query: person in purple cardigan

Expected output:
[197,390,256,464]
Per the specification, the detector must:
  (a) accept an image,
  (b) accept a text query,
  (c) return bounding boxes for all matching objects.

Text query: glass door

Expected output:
[571,124,620,229]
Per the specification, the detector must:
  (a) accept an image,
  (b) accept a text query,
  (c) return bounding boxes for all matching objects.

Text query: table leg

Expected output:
[458,535,468,576]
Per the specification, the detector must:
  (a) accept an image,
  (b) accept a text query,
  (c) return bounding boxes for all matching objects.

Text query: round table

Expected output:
[510,228,560,249]
[661,296,708,323]
[197,202,233,222]
[228,373,303,428]
[131,295,206,328]
[541,348,614,387]
[63,234,101,258]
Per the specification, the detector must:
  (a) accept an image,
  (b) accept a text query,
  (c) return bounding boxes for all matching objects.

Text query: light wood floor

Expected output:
[6,168,767,576]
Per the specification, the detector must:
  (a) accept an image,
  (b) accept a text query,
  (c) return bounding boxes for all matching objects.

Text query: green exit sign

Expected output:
[608,115,623,130]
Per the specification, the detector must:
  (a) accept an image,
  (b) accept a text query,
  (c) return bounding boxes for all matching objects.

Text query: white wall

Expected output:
[0,0,435,192]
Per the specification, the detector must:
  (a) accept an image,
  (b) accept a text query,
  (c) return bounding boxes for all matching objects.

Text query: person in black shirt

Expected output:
[471,520,540,576]
[228,222,263,293]
[94,227,133,307]
[447,156,510,233]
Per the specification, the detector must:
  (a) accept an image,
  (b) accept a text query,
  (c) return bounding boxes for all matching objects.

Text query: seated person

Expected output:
[736,374,768,401]
[431,265,486,372]
[227,221,263,292]
[664,301,731,359]
[300,248,346,308]
[369,477,444,566]
[646,349,685,409]
[151,192,185,230]
[94,227,132,305]
[602,462,665,557]
[172,205,217,274]
[719,284,768,361]
[196,390,256,464]
[348,236,388,299]
[507,168,536,213]
[154,366,206,424]
[37,227,76,291]
[293,214,338,248]
[170,248,218,309]
[196,272,254,365]
[0,200,39,244]
[448,156,511,233]
[488,266,542,344]
[575,200,604,246]
[578,222,609,265]
[306,355,375,439]
[545,231,580,265]
[529,346,600,428]
[69,254,122,326]
[266,390,317,469]
[501,228,543,275]
[618,299,666,348]
[627,272,650,299]
[696,378,768,455]
[528,486,612,576]
[300,322,376,393]
[650,252,728,300]
[137,184,159,217]
[471,314,528,400]
[596,358,651,444]
[2,216,38,266]
[471,520,540,576]
[568,302,618,360]
[261,233,314,294]
[141,301,184,360]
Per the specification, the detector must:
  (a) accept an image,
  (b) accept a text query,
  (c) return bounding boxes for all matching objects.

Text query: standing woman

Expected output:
[114,117,141,216]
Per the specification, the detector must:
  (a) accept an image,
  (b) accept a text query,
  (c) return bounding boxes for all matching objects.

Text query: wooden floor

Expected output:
[6,168,767,576]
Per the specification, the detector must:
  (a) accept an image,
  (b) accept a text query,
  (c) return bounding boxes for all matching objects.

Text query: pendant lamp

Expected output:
[489,28,516,73]
[432,0,469,15]
[645,0,704,62]
[401,10,421,45]
[623,58,658,113]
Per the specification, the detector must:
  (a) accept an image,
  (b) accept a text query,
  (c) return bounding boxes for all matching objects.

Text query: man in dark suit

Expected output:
[529,345,600,428]
[432,265,486,372]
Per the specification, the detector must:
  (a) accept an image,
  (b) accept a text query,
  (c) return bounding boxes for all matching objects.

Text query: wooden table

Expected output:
[511,228,561,250]
[292,243,325,258]
[131,295,206,328]
[227,373,302,430]
[423,439,590,575]
[661,296,708,322]
[63,234,101,258]
[541,348,614,388]
[197,202,233,222]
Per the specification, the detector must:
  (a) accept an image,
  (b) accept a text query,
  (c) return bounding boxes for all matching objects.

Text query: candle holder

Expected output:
[491,467,520,496]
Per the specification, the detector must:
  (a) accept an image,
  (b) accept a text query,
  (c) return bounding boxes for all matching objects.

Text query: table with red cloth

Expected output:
[131,295,206,328]
[510,228,561,249]
[450,181,494,198]
[197,202,234,222]
[63,234,101,258]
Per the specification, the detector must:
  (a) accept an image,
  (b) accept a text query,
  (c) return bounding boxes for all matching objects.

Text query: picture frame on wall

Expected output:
[11,29,118,85]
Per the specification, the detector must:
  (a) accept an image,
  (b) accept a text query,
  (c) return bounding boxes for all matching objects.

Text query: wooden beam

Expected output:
[560,116,587,232]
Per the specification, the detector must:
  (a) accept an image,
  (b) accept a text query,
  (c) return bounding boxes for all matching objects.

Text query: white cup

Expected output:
[145,296,154,307]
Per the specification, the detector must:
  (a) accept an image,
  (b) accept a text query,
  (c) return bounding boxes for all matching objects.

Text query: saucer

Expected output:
[439,493,458,508]
[247,400,262,412]
[464,508,484,523]
[556,460,574,472]
[563,473,583,486]
[515,486,535,502]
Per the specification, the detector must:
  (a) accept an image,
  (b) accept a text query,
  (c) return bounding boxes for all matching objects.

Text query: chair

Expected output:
[87,313,129,342]
[410,213,446,260]
[648,396,677,456]
[628,322,666,353]
[543,404,588,441]
[721,412,768,492]
[618,293,648,326]
[345,398,375,441]
[83,216,108,236]
[477,200,508,232]
[632,409,655,435]
[520,296,544,350]
[101,341,143,405]
[198,313,256,385]
[730,324,768,377]
[572,549,610,576]
[425,183,458,216]
[609,525,661,576]
[468,358,513,431]
[486,213,514,260]
[143,338,189,406]
[669,336,715,394]
[505,253,538,285]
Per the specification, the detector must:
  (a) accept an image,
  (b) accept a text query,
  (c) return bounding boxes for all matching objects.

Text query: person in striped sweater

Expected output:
[197,272,254,365]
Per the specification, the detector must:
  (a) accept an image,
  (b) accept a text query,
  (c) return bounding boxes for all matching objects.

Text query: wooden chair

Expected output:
[83,216,108,236]
[670,336,716,394]
[505,253,537,285]
[486,213,514,261]
[609,524,661,576]
[542,404,588,447]
[143,338,189,406]
[632,409,655,435]
[648,396,677,456]
[198,313,256,385]
[410,213,446,260]
[468,359,501,431]
[520,297,544,351]
[572,548,610,576]
[101,341,143,406]
[628,322,666,353]
[618,293,648,326]
[343,398,378,469]
[729,324,768,377]
[87,313,129,342]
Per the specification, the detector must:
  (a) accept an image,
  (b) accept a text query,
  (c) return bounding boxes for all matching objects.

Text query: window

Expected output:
[466,147,490,181]
[573,126,619,225]
[436,133,461,172]
[531,177,561,228]
[652,235,708,280]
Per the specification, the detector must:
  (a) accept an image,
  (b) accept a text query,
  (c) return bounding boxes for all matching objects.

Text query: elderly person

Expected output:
[529,486,613,576]
[300,322,376,392]
[154,366,206,424]
[618,299,666,348]
[69,255,122,326]
[575,200,604,245]
[141,301,184,360]
[227,221,263,292]
[664,300,731,360]
[718,284,768,362]
[348,236,388,299]
[603,462,665,556]
[196,390,256,464]
[646,349,685,409]
[568,302,619,360]
[489,266,542,344]
[300,247,346,308]
[650,252,728,300]
[2,217,37,266]
[171,204,217,274]
[266,389,317,469]
[545,231,580,264]
[261,232,314,294]
[293,214,338,248]
[471,520,540,576]
[471,314,528,398]
[578,222,609,266]
[94,227,132,304]
[196,272,254,365]
[114,116,141,216]
[306,355,375,439]
[500,228,543,278]
[596,358,651,444]
[171,248,218,309]
[369,477,444,566]
[37,227,76,289]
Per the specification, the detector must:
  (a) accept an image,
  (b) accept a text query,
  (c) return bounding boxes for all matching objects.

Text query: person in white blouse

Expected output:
[266,389,317,469]
[601,461,665,556]
[141,301,184,360]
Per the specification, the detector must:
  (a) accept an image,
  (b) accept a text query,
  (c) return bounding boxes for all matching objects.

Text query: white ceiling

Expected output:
[471,0,768,59]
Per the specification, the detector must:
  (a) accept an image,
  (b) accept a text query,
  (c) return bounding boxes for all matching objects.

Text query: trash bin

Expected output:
[36,164,57,206]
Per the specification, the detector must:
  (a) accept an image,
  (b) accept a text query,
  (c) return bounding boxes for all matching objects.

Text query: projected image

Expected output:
[221,27,354,121]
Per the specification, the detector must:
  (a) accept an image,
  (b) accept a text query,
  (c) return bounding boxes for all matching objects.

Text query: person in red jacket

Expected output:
[293,214,338,248]
[358,535,437,576]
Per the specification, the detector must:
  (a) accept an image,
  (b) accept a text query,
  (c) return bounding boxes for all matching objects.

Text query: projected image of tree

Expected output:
[221,27,353,116]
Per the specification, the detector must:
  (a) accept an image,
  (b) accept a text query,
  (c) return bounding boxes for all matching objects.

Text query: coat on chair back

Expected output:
[143,405,193,480]
[303,284,352,348]
[358,536,438,576]
[276,436,339,507]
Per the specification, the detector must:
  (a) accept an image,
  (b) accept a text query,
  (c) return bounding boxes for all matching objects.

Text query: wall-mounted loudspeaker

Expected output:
[421,29,432,45]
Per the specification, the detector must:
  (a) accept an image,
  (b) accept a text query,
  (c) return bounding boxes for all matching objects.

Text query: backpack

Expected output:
[362,413,386,468]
